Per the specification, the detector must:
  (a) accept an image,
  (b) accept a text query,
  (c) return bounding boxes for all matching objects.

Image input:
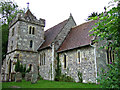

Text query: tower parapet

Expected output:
[9,9,45,28]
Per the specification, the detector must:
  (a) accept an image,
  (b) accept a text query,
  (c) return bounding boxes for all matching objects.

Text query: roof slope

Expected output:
[58,20,97,52]
[38,19,68,50]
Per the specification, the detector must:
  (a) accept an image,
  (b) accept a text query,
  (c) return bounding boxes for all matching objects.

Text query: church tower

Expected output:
[5,9,45,81]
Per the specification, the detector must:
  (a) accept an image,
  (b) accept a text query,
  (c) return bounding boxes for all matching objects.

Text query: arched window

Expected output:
[12,28,15,36]
[77,50,81,63]
[32,27,35,35]
[106,42,114,64]
[64,54,66,68]
[29,26,32,34]
[40,54,41,66]
[30,40,33,48]
[44,53,45,65]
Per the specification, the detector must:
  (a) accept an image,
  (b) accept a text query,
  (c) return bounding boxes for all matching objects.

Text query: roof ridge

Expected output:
[72,20,94,30]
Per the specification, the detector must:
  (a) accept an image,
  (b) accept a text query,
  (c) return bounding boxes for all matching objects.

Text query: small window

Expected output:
[12,28,15,36]
[29,26,32,34]
[11,46,13,51]
[40,54,41,66]
[44,53,45,65]
[78,51,81,63]
[64,54,66,68]
[30,40,33,48]
[42,54,43,65]
[32,27,35,34]
[106,43,114,64]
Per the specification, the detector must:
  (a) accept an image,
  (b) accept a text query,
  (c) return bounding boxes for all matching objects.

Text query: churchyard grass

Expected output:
[2,80,101,88]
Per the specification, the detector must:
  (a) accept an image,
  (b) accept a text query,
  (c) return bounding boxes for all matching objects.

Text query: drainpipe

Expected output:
[51,43,54,80]
[90,44,97,84]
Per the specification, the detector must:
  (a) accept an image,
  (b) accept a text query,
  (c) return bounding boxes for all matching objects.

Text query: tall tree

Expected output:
[90,0,120,88]
[0,0,24,60]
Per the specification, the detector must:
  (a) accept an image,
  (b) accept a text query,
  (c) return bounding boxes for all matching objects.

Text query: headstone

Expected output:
[15,72,22,82]
[25,72,32,81]
[11,73,16,81]
[31,73,38,84]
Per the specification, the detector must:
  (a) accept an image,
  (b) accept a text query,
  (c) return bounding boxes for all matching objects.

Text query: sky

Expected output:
[12,0,111,30]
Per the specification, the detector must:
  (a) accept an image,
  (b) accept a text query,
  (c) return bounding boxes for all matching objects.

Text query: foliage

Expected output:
[77,71,83,83]
[15,60,30,78]
[89,0,120,88]
[0,0,23,24]
[1,0,24,61]
[59,74,75,82]
[55,55,61,81]
[2,24,9,60]
[37,66,43,80]
[15,60,20,72]
[87,12,101,21]
[55,54,74,82]
[97,62,120,88]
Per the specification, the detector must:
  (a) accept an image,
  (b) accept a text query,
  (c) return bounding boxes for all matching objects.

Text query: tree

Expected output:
[0,0,24,60]
[90,0,120,88]
[87,12,101,21]
[0,0,23,24]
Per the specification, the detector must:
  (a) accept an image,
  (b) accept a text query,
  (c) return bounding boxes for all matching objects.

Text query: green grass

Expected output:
[2,80,101,88]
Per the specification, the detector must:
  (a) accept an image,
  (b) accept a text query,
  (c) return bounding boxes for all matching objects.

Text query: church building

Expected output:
[2,9,110,83]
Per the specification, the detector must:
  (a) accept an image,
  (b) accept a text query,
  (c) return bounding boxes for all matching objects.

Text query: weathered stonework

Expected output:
[59,46,96,83]
[2,9,108,84]
[38,48,54,80]
[54,15,76,51]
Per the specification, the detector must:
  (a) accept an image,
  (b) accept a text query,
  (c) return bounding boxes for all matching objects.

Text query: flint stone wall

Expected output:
[59,46,96,83]
[38,48,54,80]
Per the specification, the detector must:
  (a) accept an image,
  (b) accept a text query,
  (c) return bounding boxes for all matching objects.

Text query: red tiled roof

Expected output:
[58,20,97,52]
[38,19,68,50]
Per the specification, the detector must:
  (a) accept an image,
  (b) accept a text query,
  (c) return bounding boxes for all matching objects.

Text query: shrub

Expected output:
[97,61,120,88]
[59,74,74,82]
[78,71,83,83]
[15,60,31,78]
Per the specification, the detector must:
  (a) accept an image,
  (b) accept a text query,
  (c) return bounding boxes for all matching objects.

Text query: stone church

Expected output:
[2,9,111,83]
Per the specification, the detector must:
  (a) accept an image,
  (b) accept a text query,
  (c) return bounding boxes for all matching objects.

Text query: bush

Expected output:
[97,61,120,88]
[59,74,75,82]
[78,71,83,83]
[15,60,31,78]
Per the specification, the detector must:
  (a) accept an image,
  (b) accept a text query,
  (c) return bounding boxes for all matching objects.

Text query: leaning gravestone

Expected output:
[25,72,32,81]
[31,73,38,84]
[11,72,16,81]
[15,72,22,82]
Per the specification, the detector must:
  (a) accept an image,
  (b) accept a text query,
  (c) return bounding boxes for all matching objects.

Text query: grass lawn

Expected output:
[2,80,101,88]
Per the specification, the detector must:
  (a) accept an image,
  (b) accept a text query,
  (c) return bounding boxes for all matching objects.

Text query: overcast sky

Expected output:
[12,0,110,30]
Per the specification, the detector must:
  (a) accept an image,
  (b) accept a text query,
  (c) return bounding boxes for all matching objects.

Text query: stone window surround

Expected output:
[28,25,36,35]
[39,53,45,66]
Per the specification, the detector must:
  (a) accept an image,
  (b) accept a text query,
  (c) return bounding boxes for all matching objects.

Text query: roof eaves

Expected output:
[57,44,90,53]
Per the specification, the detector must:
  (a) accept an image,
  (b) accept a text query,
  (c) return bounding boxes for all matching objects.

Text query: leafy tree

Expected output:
[1,0,24,61]
[90,0,120,88]
[87,12,101,21]
[0,0,23,24]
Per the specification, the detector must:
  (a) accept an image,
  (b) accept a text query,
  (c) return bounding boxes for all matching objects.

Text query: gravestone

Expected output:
[11,72,16,81]
[15,72,22,82]
[25,72,32,81]
[31,73,38,84]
